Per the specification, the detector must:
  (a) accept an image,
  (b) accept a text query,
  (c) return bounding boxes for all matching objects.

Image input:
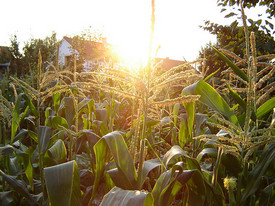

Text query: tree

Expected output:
[198,0,274,76]
[9,35,23,76]
[23,32,57,72]
[217,0,274,19]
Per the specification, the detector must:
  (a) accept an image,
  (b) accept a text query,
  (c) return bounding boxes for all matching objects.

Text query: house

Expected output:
[154,57,186,71]
[0,46,11,78]
[58,36,111,71]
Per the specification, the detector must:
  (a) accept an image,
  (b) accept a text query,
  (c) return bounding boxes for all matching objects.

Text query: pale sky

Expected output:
[0,0,268,62]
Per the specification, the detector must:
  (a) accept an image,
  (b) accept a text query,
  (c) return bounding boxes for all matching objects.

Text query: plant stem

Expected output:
[37,50,46,201]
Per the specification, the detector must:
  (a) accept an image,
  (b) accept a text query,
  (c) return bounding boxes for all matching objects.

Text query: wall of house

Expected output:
[58,38,78,66]
[58,37,107,72]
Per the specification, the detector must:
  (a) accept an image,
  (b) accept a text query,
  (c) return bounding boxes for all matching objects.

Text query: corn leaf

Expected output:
[44,160,82,206]
[0,169,38,205]
[0,145,15,156]
[11,93,24,142]
[257,97,275,119]
[91,131,137,203]
[240,144,275,205]
[63,97,75,128]
[48,139,67,164]
[212,47,248,82]
[100,187,153,206]
[183,81,239,125]
[39,126,52,154]
[162,145,188,167]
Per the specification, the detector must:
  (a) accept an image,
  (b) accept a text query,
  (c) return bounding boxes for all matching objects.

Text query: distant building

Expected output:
[154,57,186,71]
[0,46,11,78]
[58,36,112,72]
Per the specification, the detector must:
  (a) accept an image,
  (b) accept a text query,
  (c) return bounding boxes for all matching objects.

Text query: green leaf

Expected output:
[44,160,82,206]
[183,81,239,125]
[11,93,24,142]
[162,145,187,167]
[0,191,15,206]
[185,169,206,206]
[0,145,15,156]
[25,159,34,191]
[23,94,39,117]
[221,153,242,176]
[48,139,67,164]
[194,113,208,136]
[204,68,220,82]
[100,187,153,206]
[212,47,248,82]
[179,116,187,148]
[173,103,180,125]
[152,170,174,206]
[63,97,75,128]
[78,130,100,148]
[91,131,137,203]
[226,82,246,109]
[0,169,38,205]
[28,130,38,143]
[141,158,162,187]
[240,144,275,204]
[197,148,218,162]
[50,116,68,129]
[183,102,195,141]
[39,126,52,154]
[12,129,28,143]
[95,108,108,122]
[78,98,92,111]
[53,92,61,113]
[257,97,275,118]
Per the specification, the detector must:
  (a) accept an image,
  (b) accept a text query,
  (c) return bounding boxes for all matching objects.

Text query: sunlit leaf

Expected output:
[212,47,248,82]
[91,131,137,203]
[183,81,239,125]
[257,97,275,118]
[100,187,153,206]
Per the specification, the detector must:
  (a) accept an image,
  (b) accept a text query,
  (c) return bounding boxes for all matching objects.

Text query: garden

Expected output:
[0,1,274,206]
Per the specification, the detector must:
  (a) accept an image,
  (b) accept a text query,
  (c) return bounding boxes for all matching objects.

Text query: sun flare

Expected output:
[112,39,150,68]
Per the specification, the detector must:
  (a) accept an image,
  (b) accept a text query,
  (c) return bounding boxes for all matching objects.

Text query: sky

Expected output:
[0,0,268,62]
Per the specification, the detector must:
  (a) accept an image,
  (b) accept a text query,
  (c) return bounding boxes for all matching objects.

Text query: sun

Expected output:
[111,39,150,68]
[103,1,153,70]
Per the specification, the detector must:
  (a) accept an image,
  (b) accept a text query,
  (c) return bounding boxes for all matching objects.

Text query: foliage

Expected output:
[199,0,274,76]
[0,2,274,206]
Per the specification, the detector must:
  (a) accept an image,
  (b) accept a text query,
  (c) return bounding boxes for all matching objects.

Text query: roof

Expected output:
[154,57,186,70]
[63,36,109,61]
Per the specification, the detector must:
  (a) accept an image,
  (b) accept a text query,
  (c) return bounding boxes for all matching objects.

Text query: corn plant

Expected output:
[182,6,275,205]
